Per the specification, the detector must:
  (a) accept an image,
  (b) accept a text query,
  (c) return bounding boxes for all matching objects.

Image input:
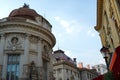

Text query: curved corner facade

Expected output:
[0,5,56,80]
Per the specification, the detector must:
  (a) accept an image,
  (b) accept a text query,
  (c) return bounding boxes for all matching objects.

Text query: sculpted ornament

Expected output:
[7,37,22,50]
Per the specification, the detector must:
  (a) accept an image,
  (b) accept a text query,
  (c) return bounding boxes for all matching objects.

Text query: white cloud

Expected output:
[54,16,81,34]
[87,27,96,37]
[99,59,106,64]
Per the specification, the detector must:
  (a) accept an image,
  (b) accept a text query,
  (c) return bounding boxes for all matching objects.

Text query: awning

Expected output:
[109,46,120,78]
[92,75,103,80]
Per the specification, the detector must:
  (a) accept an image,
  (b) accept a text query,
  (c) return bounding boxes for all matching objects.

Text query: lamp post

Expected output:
[100,46,109,71]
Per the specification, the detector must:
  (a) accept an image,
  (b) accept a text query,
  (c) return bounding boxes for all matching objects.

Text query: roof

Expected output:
[9,4,39,20]
[53,49,75,65]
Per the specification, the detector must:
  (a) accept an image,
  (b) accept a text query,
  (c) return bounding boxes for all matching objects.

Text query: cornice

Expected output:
[53,60,76,68]
[95,0,103,31]
[0,21,56,47]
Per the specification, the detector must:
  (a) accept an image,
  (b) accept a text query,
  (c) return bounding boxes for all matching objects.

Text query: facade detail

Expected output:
[95,0,120,79]
[95,0,120,58]
[52,50,80,80]
[79,68,98,80]
[92,64,107,75]
[0,4,56,80]
[78,63,98,80]
[52,50,98,80]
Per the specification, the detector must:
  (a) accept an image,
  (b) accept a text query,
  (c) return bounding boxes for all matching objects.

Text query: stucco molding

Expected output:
[0,22,56,47]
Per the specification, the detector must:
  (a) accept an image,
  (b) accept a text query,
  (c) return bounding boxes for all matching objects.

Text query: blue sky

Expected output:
[0,0,105,67]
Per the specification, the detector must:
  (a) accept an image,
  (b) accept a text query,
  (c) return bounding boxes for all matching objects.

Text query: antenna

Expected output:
[44,13,46,18]
[58,40,60,50]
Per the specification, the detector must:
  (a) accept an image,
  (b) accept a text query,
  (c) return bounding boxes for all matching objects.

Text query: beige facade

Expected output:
[95,0,120,61]
[0,4,56,80]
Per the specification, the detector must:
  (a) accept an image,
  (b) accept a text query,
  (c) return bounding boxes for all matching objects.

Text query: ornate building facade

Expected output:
[0,4,56,80]
[95,0,120,78]
[52,50,80,80]
[95,0,120,52]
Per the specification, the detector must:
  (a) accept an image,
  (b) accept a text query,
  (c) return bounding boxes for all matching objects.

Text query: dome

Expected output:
[9,4,39,20]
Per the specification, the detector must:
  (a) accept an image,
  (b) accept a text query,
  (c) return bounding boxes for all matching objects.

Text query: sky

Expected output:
[0,0,105,67]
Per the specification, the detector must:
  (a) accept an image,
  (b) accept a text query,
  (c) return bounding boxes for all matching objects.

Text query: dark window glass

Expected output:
[6,54,20,80]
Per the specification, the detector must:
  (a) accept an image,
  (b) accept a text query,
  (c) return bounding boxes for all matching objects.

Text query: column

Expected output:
[24,34,30,64]
[20,33,30,79]
[62,68,65,80]
[0,34,6,79]
[2,55,7,79]
[0,34,5,65]
[37,38,43,66]
[37,38,43,80]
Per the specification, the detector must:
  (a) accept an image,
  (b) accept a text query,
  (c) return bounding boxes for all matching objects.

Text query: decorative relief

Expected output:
[29,50,38,55]
[7,36,22,51]
[23,61,44,80]
[29,36,38,43]
[49,72,55,80]
[42,41,51,54]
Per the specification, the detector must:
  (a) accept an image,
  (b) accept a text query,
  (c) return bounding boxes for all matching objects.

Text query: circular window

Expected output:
[11,37,18,44]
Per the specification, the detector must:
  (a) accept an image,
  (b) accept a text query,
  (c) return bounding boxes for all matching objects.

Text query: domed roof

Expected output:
[9,4,39,20]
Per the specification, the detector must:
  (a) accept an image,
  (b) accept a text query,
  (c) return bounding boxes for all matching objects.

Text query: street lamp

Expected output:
[100,46,109,71]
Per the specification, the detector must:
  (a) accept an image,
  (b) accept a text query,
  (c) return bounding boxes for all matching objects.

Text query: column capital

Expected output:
[25,33,30,39]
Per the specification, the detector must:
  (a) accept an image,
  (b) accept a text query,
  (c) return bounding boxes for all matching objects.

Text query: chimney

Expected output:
[78,62,83,68]
[86,64,90,69]
[73,58,77,65]
[73,58,76,62]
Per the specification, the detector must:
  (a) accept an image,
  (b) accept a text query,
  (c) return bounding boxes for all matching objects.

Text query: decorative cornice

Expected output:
[95,0,103,31]
[0,21,56,47]
[53,60,76,68]
[4,49,24,54]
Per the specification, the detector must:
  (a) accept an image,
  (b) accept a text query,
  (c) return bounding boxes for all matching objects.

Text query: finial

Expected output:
[23,3,29,8]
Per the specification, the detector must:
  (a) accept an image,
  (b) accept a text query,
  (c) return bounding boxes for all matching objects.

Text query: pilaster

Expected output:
[0,34,5,65]
[37,38,43,67]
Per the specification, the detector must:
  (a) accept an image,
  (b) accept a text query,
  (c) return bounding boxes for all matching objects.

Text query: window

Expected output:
[0,65,2,78]
[43,60,47,80]
[58,68,62,73]
[6,54,20,80]
[116,0,120,8]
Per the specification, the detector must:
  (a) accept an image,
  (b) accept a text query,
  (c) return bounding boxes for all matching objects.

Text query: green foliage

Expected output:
[104,71,114,80]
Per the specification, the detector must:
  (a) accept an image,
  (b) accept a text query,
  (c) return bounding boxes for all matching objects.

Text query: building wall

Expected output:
[52,50,80,80]
[0,11,55,80]
[92,64,107,75]
[79,69,98,80]
[53,60,80,80]
[95,0,120,65]
[96,0,120,52]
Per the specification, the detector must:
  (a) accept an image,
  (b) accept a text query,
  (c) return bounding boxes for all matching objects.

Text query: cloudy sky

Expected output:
[0,0,105,67]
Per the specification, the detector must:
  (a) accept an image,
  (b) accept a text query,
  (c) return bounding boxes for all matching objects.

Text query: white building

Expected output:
[79,68,98,80]
[78,63,98,80]
[52,50,80,80]
[92,64,107,75]
[0,4,56,80]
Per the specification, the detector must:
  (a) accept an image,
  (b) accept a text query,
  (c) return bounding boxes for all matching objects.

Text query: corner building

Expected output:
[95,0,120,79]
[0,4,56,80]
[52,50,80,80]
[95,0,120,53]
